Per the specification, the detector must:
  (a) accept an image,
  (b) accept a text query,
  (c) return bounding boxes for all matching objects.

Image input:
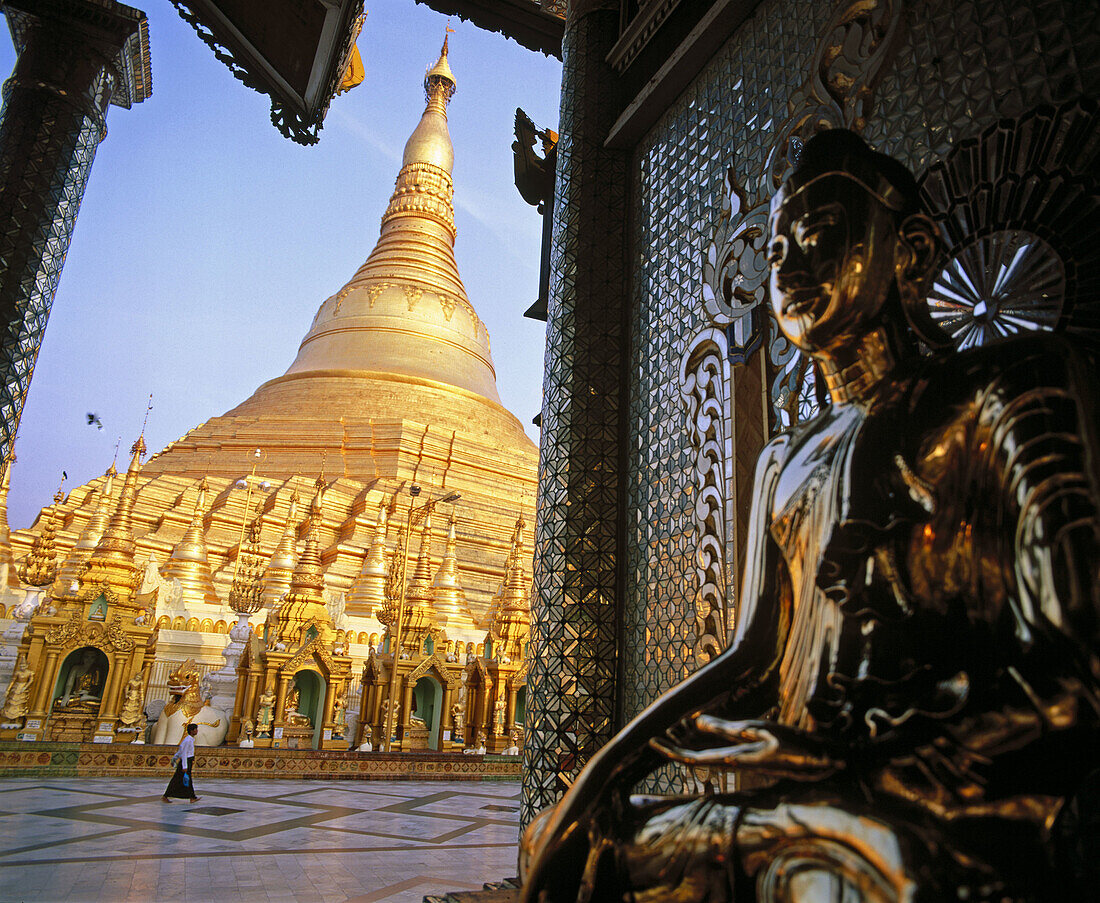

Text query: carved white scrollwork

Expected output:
[679,329,733,666]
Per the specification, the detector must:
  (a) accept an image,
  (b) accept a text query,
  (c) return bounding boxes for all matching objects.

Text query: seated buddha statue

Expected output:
[284,688,310,727]
[57,650,104,709]
[520,130,1100,902]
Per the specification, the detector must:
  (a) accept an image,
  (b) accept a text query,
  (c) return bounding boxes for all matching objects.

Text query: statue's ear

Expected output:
[896,213,953,350]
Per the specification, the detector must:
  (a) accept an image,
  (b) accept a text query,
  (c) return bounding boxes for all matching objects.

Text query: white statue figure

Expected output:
[493,698,506,734]
[502,728,522,756]
[149,659,229,747]
[358,725,374,752]
[451,702,465,741]
[463,730,487,755]
[239,718,255,748]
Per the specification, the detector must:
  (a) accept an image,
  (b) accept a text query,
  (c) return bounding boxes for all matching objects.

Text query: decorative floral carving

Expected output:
[701,170,769,360]
[44,612,134,652]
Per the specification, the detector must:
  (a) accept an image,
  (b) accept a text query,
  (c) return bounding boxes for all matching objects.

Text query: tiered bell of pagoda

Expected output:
[345,501,388,618]
[160,479,219,606]
[261,488,299,608]
[52,466,115,596]
[271,477,334,647]
[138,36,532,483]
[79,437,146,605]
[433,512,474,631]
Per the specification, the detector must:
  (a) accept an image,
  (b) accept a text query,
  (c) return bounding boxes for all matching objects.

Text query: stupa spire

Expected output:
[346,499,389,618]
[400,511,436,656]
[54,464,116,594]
[160,478,219,606]
[272,471,333,646]
[18,480,64,587]
[279,35,503,405]
[488,513,530,662]
[432,510,473,629]
[261,485,299,608]
[82,435,146,601]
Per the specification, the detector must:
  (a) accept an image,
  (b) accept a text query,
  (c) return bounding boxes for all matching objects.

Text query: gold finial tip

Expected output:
[425,35,456,94]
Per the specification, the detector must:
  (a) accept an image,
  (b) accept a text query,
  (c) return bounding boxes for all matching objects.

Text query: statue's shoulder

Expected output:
[915,332,1093,411]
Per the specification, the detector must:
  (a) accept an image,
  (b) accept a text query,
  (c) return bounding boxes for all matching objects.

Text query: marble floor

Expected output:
[0,777,521,902]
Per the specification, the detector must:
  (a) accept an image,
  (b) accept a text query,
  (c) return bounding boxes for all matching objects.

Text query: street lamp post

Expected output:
[381,485,460,752]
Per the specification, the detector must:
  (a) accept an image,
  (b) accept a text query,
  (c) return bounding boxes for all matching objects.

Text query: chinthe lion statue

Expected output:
[150,659,228,747]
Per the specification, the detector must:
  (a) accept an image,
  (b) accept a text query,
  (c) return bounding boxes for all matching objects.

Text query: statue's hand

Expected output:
[649,716,840,780]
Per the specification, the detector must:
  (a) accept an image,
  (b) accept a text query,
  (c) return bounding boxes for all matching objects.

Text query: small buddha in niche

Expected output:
[58,650,104,709]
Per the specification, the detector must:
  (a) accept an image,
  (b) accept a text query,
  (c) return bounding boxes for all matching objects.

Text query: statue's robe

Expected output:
[609,334,1100,901]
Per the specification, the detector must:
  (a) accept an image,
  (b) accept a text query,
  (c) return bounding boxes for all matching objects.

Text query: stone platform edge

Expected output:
[0,741,522,781]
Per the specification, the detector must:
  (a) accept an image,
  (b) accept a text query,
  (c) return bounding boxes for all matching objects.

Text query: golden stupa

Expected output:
[3,37,538,727]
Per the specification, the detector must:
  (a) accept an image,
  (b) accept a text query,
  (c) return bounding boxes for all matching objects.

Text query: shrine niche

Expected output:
[233,632,352,751]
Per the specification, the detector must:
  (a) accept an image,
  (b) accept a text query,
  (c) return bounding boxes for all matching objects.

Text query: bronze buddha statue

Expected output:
[520,130,1100,902]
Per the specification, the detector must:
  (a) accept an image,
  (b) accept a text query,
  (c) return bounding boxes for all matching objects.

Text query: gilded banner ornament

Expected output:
[520,130,1100,902]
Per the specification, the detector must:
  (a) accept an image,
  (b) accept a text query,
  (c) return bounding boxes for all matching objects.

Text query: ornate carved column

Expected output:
[439,681,453,738]
[30,647,58,716]
[0,1,150,466]
[523,0,631,825]
[400,677,413,736]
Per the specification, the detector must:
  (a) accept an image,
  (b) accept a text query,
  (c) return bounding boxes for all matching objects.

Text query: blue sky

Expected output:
[0,2,561,528]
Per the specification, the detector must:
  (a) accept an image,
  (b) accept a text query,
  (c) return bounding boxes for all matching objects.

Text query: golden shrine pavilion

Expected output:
[0,37,537,752]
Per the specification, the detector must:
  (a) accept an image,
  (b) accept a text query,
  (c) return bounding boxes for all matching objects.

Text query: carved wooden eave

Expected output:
[44,612,136,654]
[465,655,492,687]
[414,0,564,59]
[361,648,383,683]
[170,0,364,145]
[408,651,462,689]
[606,0,765,149]
[281,635,348,676]
[3,0,152,108]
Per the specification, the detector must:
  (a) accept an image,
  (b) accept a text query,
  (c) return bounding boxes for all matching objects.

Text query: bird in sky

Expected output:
[86,413,102,430]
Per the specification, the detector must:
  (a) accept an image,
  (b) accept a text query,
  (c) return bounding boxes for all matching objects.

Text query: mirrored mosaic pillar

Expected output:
[522,0,630,825]
[0,1,149,467]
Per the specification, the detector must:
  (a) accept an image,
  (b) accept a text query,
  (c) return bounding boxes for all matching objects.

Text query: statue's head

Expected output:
[768,129,949,356]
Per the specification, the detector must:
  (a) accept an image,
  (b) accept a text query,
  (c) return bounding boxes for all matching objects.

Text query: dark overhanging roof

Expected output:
[413,0,563,59]
[171,0,365,145]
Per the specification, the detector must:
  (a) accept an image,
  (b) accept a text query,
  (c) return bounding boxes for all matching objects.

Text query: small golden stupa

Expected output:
[3,37,537,750]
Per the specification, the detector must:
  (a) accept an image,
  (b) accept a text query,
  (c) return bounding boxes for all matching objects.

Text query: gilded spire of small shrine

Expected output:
[272,471,332,646]
[261,486,299,608]
[54,464,116,595]
[161,478,219,606]
[228,518,265,616]
[488,513,530,662]
[400,511,436,655]
[18,479,64,587]
[346,499,389,618]
[432,510,473,630]
[82,435,146,601]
